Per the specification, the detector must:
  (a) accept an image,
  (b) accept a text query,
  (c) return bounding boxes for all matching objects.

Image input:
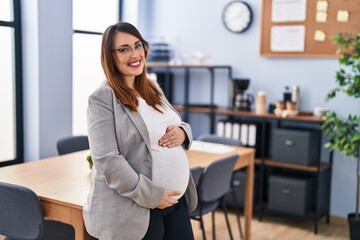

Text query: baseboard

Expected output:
[330,215,348,227]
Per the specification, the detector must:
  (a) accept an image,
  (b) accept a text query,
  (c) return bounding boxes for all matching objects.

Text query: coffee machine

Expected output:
[233,79,254,111]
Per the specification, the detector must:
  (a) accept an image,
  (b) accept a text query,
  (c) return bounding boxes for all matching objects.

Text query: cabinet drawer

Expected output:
[268,175,314,216]
[224,170,260,207]
[271,128,320,166]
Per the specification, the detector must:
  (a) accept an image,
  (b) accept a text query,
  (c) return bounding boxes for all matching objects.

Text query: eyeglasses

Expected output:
[112,42,146,57]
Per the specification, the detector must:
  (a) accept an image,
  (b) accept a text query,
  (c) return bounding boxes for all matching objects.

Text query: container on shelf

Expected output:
[255,91,267,114]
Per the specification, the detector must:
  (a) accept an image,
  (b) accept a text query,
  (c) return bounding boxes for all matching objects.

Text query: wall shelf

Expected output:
[261,158,330,173]
[172,104,323,124]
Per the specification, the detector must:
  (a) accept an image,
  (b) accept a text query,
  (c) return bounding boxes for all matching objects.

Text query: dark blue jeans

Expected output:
[142,197,194,240]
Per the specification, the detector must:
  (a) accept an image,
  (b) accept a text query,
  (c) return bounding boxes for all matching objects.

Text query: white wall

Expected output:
[143,0,359,218]
[22,0,40,162]
[122,0,138,26]
[22,0,72,161]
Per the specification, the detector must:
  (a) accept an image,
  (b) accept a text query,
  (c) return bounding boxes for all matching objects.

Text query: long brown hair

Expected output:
[101,22,164,112]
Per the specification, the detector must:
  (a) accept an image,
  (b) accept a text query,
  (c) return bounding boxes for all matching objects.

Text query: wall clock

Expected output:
[222,1,253,33]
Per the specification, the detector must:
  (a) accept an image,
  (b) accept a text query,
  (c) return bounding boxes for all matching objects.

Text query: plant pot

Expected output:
[348,213,360,240]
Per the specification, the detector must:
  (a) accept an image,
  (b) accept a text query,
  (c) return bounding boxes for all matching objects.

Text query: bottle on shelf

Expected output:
[291,85,300,111]
[255,91,267,114]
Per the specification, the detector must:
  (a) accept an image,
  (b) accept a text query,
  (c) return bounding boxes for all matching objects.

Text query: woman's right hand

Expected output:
[156,190,181,209]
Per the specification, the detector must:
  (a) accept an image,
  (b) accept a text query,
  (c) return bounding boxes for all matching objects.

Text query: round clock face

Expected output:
[222,1,252,33]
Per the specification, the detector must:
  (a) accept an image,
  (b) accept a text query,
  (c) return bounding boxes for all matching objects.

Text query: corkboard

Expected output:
[260,0,360,58]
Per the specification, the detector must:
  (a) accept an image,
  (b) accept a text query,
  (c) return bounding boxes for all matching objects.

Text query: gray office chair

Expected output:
[0,181,75,240]
[57,135,89,155]
[190,154,238,240]
[197,133,244,239]
[191,166,203,186]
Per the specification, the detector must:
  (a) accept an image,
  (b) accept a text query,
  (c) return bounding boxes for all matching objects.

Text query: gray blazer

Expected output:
[83,81,197,240]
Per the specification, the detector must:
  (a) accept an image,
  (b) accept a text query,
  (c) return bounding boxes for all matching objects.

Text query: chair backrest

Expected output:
[190,166,203,186]
[41,220,75,240]
[0,182,75,240]
[57,135,89,155]
[197,134,241,146]
[197,154,238,202]
[0,181,44,240]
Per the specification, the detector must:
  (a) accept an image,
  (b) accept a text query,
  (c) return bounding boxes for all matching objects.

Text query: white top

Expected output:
[137,98,189,200]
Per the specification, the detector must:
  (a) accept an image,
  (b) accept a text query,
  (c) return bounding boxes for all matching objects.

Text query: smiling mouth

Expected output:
[128,60,141,67]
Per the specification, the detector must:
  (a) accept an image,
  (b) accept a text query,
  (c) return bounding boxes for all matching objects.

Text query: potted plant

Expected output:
[86,155,93,169]
[321,32,360,240]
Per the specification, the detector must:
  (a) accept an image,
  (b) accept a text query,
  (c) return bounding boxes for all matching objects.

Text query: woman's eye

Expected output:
[134,43,142,49]
[119,47,130,53]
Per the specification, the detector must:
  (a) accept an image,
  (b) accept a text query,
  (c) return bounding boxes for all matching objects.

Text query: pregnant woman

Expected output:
[83,22,197,240]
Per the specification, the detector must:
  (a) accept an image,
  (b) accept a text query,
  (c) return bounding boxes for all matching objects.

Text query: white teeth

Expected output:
[129,61,140,66]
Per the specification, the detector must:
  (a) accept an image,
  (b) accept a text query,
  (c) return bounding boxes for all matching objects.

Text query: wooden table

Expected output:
[0,146,254,240]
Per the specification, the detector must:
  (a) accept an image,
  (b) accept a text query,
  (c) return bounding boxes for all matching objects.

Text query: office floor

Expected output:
[0,212,348,240]
[191,210,349,240]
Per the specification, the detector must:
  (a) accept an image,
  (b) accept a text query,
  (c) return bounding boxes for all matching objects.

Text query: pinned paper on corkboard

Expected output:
[314,30,326,42]
[337,10,349,22]
[316,12,327,23]
[316,1,328,12]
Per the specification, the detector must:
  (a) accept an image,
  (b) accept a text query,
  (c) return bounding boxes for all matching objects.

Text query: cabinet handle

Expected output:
[281,188,292,195]
[285,139,294,146]
[233,180,241,186]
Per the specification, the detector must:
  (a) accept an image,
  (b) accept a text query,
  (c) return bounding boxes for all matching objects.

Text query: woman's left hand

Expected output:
[158,126,186,148]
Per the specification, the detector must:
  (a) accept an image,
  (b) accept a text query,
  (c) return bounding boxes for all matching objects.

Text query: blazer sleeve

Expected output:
[179,121,192,150]
[87,88,164,209]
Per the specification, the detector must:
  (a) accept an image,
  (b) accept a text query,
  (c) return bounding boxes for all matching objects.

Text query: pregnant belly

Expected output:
[151,146,190,200]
